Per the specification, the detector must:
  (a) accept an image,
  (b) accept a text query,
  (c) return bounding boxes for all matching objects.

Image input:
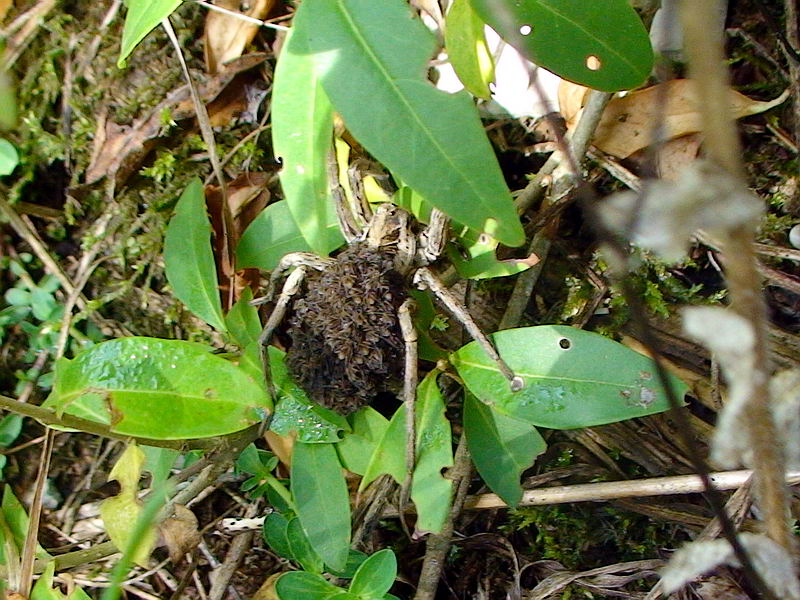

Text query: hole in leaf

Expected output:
[558,338,571,350]
[519,24,532,36]
[585,55,602,71]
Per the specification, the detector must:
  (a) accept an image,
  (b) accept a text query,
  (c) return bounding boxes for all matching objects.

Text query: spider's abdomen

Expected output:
[285,243,408,415]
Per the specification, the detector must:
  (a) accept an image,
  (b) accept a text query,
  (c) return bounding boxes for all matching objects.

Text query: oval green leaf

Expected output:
[272,29,336,256]
[118,0,181,67]
[263,512,293,560]
[287,516,325,573]
[469,0,653,92]
[0,139,19,176]
[451,326,686,429]
[464,393,546,507]
[276,571,342,600]
[335,408,389,475]
[291,441,351,572]
[295,0,524,247]
[236,199,344,271]
[349,549,397,598]
[445,0,494,99]
[224,287,262,349]
[164,178,226,332]
[42,337,269,439]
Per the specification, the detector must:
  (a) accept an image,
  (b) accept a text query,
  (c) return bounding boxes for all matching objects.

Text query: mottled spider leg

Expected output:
[397,298,418,537]
[328,151,367,242]
[252,252,332,306]
[417,208,450,264]
[258,266,307,411]
[415,268,524,391]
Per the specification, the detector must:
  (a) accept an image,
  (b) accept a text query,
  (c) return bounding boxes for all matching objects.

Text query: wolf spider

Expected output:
[258,162,522,490]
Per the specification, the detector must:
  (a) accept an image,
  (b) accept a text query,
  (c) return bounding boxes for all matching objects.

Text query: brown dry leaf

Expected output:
[204,0,274,74]
[160,504,201,563]
[582,79,789,158]
[86,54,267,186]
[627,132,703,181]
[206,172,271,305]
[265,430,294,469]
[0,0,13,24]
[557,79,589,124]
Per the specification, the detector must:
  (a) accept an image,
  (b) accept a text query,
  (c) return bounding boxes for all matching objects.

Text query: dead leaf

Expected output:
[206,172,271,306]
[206,73,268,127]
[0,0,13,25]
[86,54,267,186]
[160,504,201,563]
[265,430,294,469]
[204,0,274,74]
[557,80,589,124]
[576,80,789,159]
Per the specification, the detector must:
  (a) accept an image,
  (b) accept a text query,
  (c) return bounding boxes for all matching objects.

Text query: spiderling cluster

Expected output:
[285,243,408,415]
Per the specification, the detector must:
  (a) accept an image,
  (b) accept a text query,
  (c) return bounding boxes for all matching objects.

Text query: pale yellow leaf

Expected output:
[204,0,273,74]
[99,444,156,567]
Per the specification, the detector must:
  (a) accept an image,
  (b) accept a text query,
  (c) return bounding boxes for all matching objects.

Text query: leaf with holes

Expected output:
[469,0,653,92]
[293,0,525,247]
[452,326,685,429]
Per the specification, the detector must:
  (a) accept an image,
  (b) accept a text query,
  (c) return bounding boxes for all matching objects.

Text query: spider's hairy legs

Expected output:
[398,298,418,536]
[252,252,332,307]
[417,208,450,265]
[258,266,307,408]
[414,267,524,391]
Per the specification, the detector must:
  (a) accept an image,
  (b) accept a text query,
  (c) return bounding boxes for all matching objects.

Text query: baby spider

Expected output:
[257,161,523,500]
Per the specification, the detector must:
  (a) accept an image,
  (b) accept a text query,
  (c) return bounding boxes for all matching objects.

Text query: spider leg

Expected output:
[397,297,418,538]
[258,266,307,406]
[252,252,331,307]
[415,267,524,392]
[417,208,450,265]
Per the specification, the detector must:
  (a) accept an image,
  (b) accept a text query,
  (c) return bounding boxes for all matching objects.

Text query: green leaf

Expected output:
[0,139,19,176]
[276,571,343,599]
[118,0,181,67]
[468,0,653,92]
[410,372,453,534]
[451,326,685,429]
[164,178,226,332]
[140,445,179,488]
[349,549,397,598]
[291,442,351,572]
[464,393,546,506]
[225,287,262,349]
[42,337,270,439]
[272,28,336,255]
[263,512,293,560]
[335,408,389,475]
[447,229,536,280]
[1,486,51,563]
[445,0,494,99]
[0,414,23,447]
[31,562,92,600]
[287,517,325,573]
[236,199,345,271]
[359,408,406,490]
[295,0,525,247]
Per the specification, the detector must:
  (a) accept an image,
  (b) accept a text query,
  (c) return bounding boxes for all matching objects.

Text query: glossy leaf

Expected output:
[268,345,350,442]
[100,444,156,567]
[43,337,269,439]
[164,178,226,332]
[349,549,397,598]
[452,326,685,429]
[291,442,351,572]
[447,229,536,280]
[118,0,181,67]
[469,0,653,92]
[295,0,525,247]
[236,199,344,271]
[287,517,325,573]
[445,0,494,99]
[359,405,405,490]
[272,29,336,255]
[336,408,390,475]
[224,287,262,349]
[276,571,343,599]
[464,393,546,506]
